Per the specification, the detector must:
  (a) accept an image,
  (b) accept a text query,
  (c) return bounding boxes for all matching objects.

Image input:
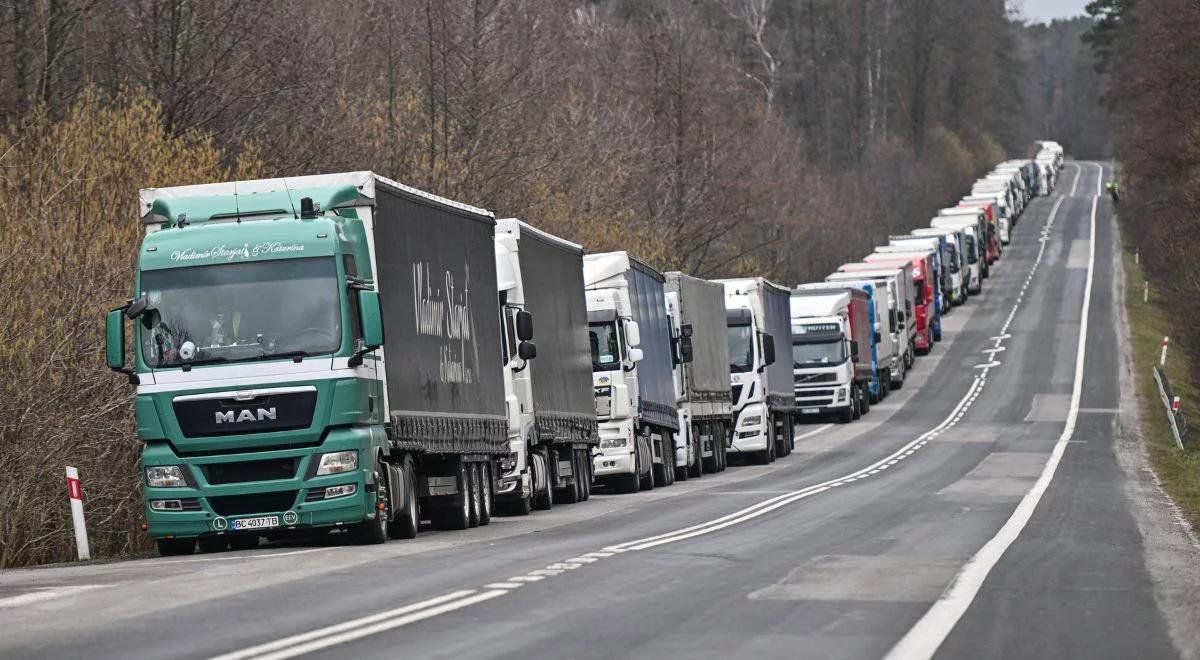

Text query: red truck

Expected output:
[862,253,936,355]
[957,200,1002,262]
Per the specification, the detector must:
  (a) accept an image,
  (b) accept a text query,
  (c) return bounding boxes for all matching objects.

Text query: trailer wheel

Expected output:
[555,448,582,504]
[431,461,471,531]
[156,538,195,556]
[687,429,703,479]
[860,388,871,416]
[701,422,719,474]
[579,450,592,501]
[638,435,655,491]
[389,457,420,539]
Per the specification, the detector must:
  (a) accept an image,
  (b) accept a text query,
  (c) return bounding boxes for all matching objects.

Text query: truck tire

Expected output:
[638,437,655,491]
[687,430,703,479]
[580,450,593,501]
[156,538,195,556]
[860,388,871,416]
[388,456,420,539]
[499,493,532,516]
[532,451,553,511]
[675,435,690,482]
[556,449,582,504]
[719,425,730,471]
[431,462,472,531]
[869,386,880,405]
[467,463,482,528]
[851,387,862,420]
[197,536,228,553]
[479,463,493,525]
[701,422,719,474]
[351,463,390,544]
[837,405,854,424]
[655,435,675,487]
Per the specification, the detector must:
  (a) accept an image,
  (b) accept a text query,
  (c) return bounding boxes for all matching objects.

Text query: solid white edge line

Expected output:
[206,590,477,660]
[250,590,508,660]
[884,162,1101,660]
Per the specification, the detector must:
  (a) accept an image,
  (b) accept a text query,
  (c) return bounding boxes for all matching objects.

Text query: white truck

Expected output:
[798,278,895,403]
[928,219,983,295]
[825,268,911,388]
[585,252,679,492]
[789,287,874,423]
[494,219,599,514]
[911,227,970,304]
[890,234,957,312]
[962,191,1011,244]
[718,278,795,464]
[665,272,732,477]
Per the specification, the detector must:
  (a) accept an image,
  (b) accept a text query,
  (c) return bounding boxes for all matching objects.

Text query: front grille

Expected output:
[794,372,837,384]
[731,384,744,403]
[798,399,834,407]
[208,490,298,516]
[795,388,836,398]
[201,458,299,485]
[173,390,317,438]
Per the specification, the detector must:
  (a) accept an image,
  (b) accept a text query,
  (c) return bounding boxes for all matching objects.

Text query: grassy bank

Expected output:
[1122,250,1200,531]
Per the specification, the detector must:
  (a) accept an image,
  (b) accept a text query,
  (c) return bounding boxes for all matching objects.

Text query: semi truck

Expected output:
[836,263,916,370]
[665,272,732,477]
[494,219,598,514]
[869,246,943,343]
[938,207,995,273]
[890,234,956,314]
[825,269,910,389]
[911,227,971,304]
[718,278,795,464]
[584,252,679,492]
[789,286,875,423]
[926,220,983,295]
[961,194,1010,245]
[107,171,513,556]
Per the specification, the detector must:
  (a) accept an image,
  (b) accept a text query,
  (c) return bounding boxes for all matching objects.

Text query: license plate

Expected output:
[801,408,820,414]
[231,515,280,531]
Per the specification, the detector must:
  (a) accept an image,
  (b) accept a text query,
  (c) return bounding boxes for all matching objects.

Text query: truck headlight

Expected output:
[740,415,762,427]
[145,466,187,488]
[837,388,847,402]
[600,436,629,449]
[316,450,358,476]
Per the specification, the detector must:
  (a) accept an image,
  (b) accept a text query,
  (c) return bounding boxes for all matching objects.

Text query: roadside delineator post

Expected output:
[1135,249,1139,265]
[1173,396,1181,413]
[1143,281,1149,303]
[1161,336,1170,367]
[65,466,91,561]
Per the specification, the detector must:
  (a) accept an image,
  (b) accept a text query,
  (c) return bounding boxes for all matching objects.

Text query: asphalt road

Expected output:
[2,161,1195,660]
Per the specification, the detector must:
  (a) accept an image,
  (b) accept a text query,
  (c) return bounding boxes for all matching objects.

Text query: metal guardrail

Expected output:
[1152,366,1188,449]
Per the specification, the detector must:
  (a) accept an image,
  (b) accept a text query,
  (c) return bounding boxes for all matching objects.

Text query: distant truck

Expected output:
[911,227,971,304]
[665,272,732,477]
[718,278,795,463]
[869,247,943,344]
[825,268,911,389]
[927,220,983,295]
[789,286,875,423]
[837,262,917,370]
[494,219,598,514]
[108,172,514,555]
[961,193,1010,244]
[938,207,995,273]
[584,252,679,492]
[890,234,956,314]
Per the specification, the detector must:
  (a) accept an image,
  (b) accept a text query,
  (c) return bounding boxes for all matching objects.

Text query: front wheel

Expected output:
[388,457,420,539]
[350,467,389,545]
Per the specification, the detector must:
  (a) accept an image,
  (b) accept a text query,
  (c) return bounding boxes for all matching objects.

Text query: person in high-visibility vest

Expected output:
[1106,181,1120,204]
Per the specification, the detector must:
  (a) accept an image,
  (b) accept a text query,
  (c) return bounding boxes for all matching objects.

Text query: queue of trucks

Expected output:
[105,146,1062,556]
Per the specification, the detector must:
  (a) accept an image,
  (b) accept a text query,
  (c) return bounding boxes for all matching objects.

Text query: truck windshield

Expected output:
[138,257,341,368]
[913,280,926,305]
[727,323,754,373]
[589,321,622,371]
[793,340,844,366]
[965,235,978,263]
[945,244,959,273]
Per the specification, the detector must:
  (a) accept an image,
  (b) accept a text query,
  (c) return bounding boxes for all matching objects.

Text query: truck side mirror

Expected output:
[760,334,776,369]
[624,347,644,371]
[106,308,138,384]
[358,289,384,350]
[516,309,534,341]
[518,340,537,361]
[680,324,693,338]
[624,321,641,348]
[679,336,694,364]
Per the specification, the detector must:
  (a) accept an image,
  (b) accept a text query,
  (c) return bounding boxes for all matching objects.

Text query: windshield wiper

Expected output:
[247,350,311,363]
[179,356,230,371]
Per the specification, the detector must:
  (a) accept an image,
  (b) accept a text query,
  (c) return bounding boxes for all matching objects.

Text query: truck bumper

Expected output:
[794,385,850,415]
[594,421,636,477]
[731,404,768,452]
[142,429,378,540]
[495,469,532,501]
[914,332,930,351]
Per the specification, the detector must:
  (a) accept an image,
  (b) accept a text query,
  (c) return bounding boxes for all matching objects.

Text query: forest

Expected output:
[0,0,1105,567]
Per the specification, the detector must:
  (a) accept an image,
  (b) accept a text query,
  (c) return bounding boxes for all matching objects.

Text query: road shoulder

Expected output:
[1113,208,1200,660]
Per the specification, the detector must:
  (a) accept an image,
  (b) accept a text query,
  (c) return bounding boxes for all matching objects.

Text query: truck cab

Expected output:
[789,287,875,422]
[870,246,943,343]
[927,220,982,295]
[825,269,909,388]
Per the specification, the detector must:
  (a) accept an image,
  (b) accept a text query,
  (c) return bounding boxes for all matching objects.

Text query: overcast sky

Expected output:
[1015,0,1091,22]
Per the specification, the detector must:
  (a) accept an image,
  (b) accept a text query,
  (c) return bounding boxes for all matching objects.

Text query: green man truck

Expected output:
[107,172,510,555]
